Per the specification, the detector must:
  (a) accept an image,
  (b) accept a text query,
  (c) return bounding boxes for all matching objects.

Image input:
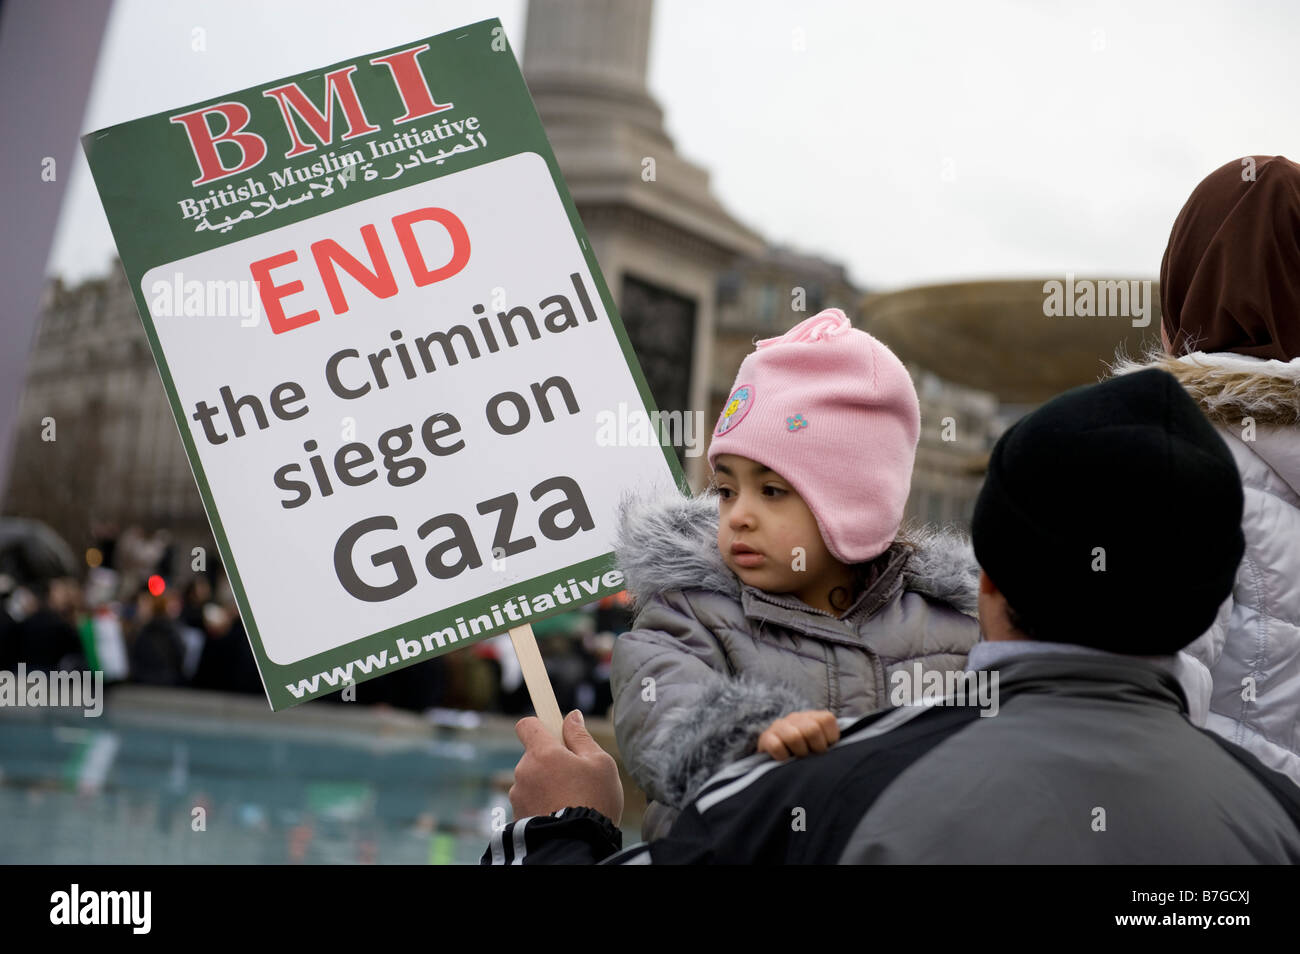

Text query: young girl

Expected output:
[611,308,982,839]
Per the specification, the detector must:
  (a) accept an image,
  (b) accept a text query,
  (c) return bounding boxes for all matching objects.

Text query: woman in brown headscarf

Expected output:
[1112,155,1300,785]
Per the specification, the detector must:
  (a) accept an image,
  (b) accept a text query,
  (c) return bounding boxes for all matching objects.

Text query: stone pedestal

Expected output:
[524,0,764,490]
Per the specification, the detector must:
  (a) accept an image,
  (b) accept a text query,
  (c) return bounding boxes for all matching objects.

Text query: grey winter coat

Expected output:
[610,484,982,840]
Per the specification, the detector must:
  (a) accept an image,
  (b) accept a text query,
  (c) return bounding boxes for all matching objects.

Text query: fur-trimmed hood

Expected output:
[1110,347,1300,427]
[1109,347,1300,495]
[611,480,981,618]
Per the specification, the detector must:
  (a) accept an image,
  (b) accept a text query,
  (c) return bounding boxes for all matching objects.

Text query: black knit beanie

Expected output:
[971,368,1245,654]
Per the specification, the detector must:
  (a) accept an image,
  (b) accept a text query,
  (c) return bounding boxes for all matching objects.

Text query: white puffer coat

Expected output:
[1112,350,1300,784]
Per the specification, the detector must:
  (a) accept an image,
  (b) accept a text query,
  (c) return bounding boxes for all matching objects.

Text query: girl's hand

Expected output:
[756,709,840,761]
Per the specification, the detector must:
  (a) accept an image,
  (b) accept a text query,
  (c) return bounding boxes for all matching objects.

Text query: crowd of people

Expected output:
[0,543,631,717]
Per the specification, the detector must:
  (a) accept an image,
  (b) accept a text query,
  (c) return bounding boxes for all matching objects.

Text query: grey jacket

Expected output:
[610,483,982,839]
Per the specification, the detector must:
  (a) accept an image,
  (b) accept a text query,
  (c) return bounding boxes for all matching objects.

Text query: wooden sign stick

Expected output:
[508,622,565,739]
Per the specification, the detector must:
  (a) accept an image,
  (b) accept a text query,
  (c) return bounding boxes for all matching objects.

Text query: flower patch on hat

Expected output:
[715,384,754,436]
[786,414,807,431]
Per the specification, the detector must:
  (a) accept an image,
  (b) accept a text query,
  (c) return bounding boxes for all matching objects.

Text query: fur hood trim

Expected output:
[1109,346,1300,428]
[651,671,810,809]
[612,480,980,618]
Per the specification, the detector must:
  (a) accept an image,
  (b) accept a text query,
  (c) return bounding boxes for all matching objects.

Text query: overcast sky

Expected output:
[46,0,1300,292]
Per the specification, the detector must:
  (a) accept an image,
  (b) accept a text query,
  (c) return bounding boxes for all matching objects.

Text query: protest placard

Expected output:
[81,19,683,713]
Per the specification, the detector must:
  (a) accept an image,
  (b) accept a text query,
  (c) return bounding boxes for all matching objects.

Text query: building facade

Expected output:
[4,268,211,569]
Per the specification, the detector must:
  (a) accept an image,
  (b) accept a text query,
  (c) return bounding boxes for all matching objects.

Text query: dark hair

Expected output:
[826,539,918,614]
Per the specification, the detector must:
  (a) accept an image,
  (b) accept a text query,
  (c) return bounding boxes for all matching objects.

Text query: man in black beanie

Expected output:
[484,370,1300,864]
[971,366,1245,654]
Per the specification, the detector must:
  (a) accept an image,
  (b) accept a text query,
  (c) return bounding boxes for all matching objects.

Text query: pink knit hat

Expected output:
[707,309,921,563]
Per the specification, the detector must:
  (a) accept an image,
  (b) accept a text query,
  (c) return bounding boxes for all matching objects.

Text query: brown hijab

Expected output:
[1161,155,1300,361]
